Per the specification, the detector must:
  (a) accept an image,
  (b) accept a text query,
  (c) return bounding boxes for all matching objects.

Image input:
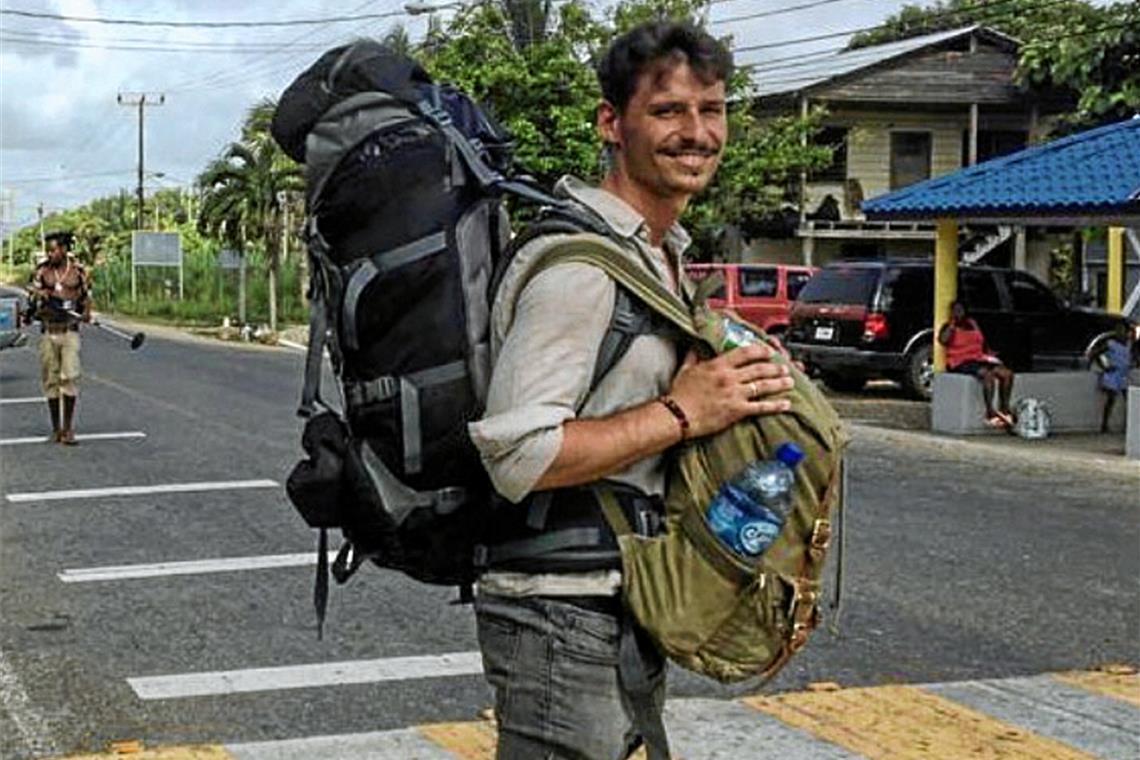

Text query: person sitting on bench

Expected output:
[938,300,1015,428]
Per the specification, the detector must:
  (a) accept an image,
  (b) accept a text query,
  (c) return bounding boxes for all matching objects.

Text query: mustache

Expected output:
[659,139,720,157]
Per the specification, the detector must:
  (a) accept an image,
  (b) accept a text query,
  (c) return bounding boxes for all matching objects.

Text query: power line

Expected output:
[162,0,384,93]
[711,0,861,26]
[2,169,135,184]
[739,0,1048,73]
[0,6,409,29]
[0,34,330,54]
[744,20,1135,89]
[0,28,333,52]
[734,0,1079,55]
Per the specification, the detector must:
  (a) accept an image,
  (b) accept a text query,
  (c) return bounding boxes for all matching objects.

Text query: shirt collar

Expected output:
[555,175,692,259]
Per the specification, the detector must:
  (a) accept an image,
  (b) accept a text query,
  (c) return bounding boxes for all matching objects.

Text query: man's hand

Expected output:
[669,343,793,439]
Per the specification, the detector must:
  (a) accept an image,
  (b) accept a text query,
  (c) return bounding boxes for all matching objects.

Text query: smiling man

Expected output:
[468,21,793,760]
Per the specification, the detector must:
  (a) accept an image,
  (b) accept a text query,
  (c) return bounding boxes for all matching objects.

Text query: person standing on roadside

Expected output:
[468,22,793,760]
[30,231,91,444]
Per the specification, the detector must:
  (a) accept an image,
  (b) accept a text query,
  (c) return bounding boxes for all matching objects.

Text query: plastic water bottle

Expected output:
[721,317,759,351]
[705,442,805,558]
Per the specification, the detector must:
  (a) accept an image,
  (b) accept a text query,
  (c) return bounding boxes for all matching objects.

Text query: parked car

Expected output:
[685,263,817,336]
[0,295,27,351]
[786,260,1132,399]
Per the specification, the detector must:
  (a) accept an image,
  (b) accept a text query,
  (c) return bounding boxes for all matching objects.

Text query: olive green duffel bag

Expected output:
[526,238,849,684]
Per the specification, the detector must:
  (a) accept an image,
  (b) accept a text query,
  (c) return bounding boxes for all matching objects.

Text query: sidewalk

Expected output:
[827,383,1138,477]
[41,668,1140,760]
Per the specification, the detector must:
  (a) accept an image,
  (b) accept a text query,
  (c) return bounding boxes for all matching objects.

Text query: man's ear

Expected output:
[597,100,621,147]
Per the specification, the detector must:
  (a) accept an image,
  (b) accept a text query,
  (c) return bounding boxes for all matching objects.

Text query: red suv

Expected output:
[684,263,817,336]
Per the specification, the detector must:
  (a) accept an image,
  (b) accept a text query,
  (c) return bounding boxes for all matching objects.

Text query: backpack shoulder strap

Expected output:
[522,235,700,342]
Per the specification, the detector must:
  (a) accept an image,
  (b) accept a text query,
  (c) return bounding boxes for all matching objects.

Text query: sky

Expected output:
[0,0,1076,234]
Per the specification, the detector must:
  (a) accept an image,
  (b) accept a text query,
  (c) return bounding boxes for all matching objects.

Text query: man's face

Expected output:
[599,60,727,200]
[46,240,65,263]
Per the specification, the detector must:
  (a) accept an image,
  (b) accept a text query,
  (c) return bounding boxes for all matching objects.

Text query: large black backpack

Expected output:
[273,40,654,634]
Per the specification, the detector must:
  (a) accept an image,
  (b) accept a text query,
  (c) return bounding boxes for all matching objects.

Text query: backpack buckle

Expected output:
[810,519,831,549]
[422,103,453,127]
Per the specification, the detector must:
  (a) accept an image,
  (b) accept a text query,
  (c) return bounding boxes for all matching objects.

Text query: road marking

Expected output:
[929,675,1140,760]
[0,397,43,405]
[743,683,1103,759]
[417,722,498,760]
[59,552,334,583]
[58,746,232,760]
[229,729,454,760]
[5,478,278,503]
[1055,669,1140,708]
[664,698,861,759]
[0,647,62,758]
[44,673,1140,759]
[276,339,306,352]
[0,431,147,447]
[128,651,485,700]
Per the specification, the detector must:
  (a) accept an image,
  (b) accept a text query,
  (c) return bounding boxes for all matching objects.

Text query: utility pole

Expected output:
[37,201,46,257]
[117,92,165,231]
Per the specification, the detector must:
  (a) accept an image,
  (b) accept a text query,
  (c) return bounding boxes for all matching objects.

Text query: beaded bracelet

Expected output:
[657,395,690,441]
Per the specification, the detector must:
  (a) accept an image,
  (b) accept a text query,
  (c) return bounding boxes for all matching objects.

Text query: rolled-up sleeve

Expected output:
[468,262,615,502]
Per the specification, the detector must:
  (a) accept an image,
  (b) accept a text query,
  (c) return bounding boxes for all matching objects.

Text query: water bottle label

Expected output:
[738,519,781,555]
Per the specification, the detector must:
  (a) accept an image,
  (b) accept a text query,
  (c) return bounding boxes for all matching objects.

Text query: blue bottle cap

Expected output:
[774,442,805,468]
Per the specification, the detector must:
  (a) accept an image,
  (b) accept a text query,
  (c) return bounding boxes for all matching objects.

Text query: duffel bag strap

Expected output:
[758,459,844,683]
[595,486,632,536]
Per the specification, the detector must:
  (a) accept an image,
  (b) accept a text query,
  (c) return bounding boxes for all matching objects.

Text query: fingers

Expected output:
[736,359,791,383]
[722,342,776,367]
[747,396,793,415]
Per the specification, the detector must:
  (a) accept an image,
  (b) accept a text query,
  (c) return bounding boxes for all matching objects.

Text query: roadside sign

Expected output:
[218,248,242,270]
[132,231,182,267]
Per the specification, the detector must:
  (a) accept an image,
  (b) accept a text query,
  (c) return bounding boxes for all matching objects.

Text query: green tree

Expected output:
[849,0,1139,126]
[197,101,302,331]
[423,0,831,258]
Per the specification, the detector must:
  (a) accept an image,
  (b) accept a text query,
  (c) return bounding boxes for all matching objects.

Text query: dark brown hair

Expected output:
[597,22,732,113]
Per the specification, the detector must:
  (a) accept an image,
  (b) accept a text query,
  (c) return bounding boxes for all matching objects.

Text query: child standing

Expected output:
[1097,324,1134,433]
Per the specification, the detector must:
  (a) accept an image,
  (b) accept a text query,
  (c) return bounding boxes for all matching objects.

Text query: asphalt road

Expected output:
[1,318,1137,759]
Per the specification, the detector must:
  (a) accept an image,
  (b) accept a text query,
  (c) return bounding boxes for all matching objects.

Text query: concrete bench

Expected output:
[932,370,1138,436]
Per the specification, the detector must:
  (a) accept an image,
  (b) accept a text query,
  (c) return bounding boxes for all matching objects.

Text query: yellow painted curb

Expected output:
[43,745,232,760]
[1054,669,1140,708]
[742,683,1102,760]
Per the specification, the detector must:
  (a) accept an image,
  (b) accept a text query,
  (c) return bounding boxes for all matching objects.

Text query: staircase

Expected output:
[961,225,1013,264]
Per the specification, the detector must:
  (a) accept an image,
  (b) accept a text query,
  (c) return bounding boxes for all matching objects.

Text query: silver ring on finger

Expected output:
[749,381,759,399]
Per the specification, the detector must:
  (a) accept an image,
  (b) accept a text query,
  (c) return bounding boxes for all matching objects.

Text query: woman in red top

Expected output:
[938,301,1015,427]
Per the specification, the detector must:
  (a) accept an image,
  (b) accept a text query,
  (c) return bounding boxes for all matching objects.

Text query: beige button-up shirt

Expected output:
[469,176,693,596]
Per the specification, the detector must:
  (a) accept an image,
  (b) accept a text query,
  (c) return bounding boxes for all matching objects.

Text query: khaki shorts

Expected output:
[40,330,81,398]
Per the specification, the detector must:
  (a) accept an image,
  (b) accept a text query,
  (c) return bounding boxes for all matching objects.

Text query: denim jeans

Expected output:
[475,592,666,760]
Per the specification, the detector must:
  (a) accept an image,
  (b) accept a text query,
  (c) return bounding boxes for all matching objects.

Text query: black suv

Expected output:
[786,260,1131,399]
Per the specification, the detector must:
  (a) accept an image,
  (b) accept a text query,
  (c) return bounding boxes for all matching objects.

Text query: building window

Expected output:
[962,130,1028,166]
[890,131,932,190]
[810,127,848,182]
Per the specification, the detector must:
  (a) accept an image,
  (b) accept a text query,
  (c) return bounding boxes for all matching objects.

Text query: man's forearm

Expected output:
[532,398,682,491]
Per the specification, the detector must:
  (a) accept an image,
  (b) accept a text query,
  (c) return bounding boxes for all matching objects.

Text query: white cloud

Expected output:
[1,0,1016,225]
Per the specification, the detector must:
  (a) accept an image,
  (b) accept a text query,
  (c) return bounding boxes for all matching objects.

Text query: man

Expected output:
[938,300,1015,428]
[30,231,90,444]
[468,22,793,759]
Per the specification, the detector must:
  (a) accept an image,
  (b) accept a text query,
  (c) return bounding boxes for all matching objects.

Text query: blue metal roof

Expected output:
[862,118,1140,220]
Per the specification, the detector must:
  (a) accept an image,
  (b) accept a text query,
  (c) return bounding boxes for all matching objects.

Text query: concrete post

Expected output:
[1014,226,1027,270]
[933,219,959,373]
[1107,227,1124,314]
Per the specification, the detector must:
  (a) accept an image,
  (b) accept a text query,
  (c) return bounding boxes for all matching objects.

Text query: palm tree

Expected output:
[501,0,553,49]
[198,142,300,331]
[198,101,301,332]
